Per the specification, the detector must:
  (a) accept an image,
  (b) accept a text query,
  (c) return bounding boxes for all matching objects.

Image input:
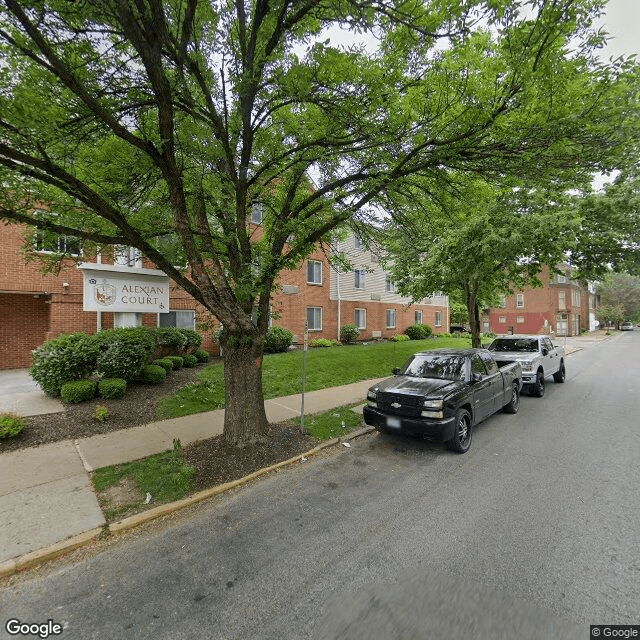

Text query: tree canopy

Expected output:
[1,0,638,443]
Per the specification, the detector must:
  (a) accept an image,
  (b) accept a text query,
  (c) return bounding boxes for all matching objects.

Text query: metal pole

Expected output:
[300,320,308,434]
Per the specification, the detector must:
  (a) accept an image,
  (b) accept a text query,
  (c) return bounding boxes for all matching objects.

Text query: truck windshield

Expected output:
[401,354,465,380]
[489,338,538,353]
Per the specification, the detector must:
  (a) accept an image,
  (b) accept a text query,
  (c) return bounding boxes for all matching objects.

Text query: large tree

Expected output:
[0,1,637,445]
[381,179,581,346]
[597,272,640,323]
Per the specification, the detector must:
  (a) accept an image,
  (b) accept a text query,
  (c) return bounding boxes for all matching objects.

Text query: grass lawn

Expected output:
[157,335,486,420]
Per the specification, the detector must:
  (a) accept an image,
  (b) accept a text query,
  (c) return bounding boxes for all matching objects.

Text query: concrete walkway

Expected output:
[0,331,615,571]
[0,378,382,567]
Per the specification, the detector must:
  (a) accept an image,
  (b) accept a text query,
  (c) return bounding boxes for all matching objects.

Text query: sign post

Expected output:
[300,321,308,434]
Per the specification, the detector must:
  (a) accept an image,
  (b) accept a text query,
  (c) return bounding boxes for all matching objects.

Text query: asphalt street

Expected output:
[1,332,638,639]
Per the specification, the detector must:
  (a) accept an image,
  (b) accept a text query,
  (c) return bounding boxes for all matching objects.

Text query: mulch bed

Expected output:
[0,360,319,492]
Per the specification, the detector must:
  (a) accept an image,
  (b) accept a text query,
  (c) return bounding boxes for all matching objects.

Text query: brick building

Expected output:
[0,220,448,369]
[482,265,598,337]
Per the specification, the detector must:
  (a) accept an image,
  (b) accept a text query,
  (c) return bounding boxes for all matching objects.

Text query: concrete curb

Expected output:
[0,425,376,579]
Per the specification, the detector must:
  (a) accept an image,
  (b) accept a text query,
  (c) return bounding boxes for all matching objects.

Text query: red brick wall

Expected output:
[0,294,50,368]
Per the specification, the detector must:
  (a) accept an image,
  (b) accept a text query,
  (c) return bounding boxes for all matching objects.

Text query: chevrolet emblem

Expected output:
[391,402,401,409]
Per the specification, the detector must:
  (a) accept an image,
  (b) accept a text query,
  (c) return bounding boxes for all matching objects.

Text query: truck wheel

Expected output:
[553,361,566,383]
[503,383,520,414]
[446,409,472,453]
[532,370,545,397]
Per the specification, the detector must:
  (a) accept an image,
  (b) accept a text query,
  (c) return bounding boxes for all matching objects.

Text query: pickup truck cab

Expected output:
[487,335,565,398]
[363,349,522,453]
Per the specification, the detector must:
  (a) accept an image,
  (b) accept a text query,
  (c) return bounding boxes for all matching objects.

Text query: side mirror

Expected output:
[392,367,401,375]
[471,372,483,382]
[541,348,548,356]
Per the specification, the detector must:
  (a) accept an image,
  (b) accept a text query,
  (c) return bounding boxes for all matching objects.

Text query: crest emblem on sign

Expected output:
[95,281,116,306]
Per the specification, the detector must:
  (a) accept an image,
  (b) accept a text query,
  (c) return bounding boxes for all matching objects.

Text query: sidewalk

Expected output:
[0,331,614,574]
[0,378,383,569]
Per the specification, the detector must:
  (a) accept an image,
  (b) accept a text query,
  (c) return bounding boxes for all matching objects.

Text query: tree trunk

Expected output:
[221,335,269,446]
[464,284,482,349]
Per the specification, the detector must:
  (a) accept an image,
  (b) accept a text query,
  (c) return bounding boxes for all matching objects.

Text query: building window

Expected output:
[386,309,396,329]
[385,276,396,294]
[307,260,323,285]
[558,291,566,310]
[307,306,322,331]
[33,231,82,256]
[250,202,263,224]
[434,311,442,327]
[354,269,366,289]
[557,274,567,284]
[354,235,364,249]
[159,310,196,329]
[516,316,525,323]
[516,294,524,308]
[355,308,366,329]
[499,316,506,323]
[499,295,507,308]
[572,290,581,307]
[483,322,490,331]
[415,310,423,324]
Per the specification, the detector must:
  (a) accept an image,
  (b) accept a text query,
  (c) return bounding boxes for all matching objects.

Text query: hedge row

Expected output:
[30,326,208,398]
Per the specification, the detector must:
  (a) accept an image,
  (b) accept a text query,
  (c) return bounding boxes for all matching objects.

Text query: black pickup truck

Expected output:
[363,348,522,453]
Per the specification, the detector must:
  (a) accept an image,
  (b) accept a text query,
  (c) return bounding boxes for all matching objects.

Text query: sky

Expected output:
[598,0,640,59]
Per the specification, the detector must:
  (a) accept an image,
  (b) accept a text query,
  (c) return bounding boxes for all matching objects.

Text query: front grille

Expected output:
[377,392,422,417]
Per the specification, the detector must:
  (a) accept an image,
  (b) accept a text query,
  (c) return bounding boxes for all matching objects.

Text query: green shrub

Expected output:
[90,327,155,361]
[311,338,334,348]
[340,324,360,344]
[61,380,97,404]
[0,413,26,439]
[212,326,223,345]
[142,364,167,384]
[437,332,452,338]
[94,406,109,422]
[390,334,410,342]
[153,327,188,352]
[183,354,198,367]
[194,348,210,362]
[96,341,148,381]
[482,331,497,339]
[153,358,174,373]
[166,355,184,370]
[98,378,127,399]
[178,328,202,351]
[29,332,99,397]
[263,326,294,353]
[405,324,433,340]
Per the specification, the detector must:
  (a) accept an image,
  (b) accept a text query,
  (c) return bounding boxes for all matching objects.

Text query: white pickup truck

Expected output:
[487,335,565,397]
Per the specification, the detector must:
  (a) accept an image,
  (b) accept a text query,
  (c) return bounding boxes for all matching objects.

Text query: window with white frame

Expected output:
[386,309,396,328]
[516,293,524,308]
[355,308,366,329]
[159,310,196,329]
[499,316,506,323]
[250,202,264,224]
[307,260,323,285]
[415,310,423,324]
[517,316,525,323]
[434,311,442,327]
[307,307,322,331]
[33,229,82,256]
[572,290,581,307]
[558,291,566,309]
[557,274,567,283]
[354,235,364,249]
[354,269,366,289]
[385,276,396,293]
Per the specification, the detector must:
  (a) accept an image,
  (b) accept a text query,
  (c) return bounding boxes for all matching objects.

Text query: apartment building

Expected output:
[483,265,598,336]
[0,221,448,369]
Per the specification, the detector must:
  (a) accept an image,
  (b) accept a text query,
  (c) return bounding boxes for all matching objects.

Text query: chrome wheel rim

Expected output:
[511,387,519,410]
[458,415,471,446]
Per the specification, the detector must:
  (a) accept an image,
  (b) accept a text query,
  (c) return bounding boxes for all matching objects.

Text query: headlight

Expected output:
[421,410,444,419]
[520,362,533,372]
[423,399,443,410]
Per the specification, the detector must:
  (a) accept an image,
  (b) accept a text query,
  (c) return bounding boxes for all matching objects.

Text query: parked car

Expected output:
[487,335,565,397]
[363,349,522,453]
[621,322,634,331]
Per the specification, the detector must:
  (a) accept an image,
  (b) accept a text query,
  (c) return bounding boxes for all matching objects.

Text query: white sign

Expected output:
[79,263,170,313]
